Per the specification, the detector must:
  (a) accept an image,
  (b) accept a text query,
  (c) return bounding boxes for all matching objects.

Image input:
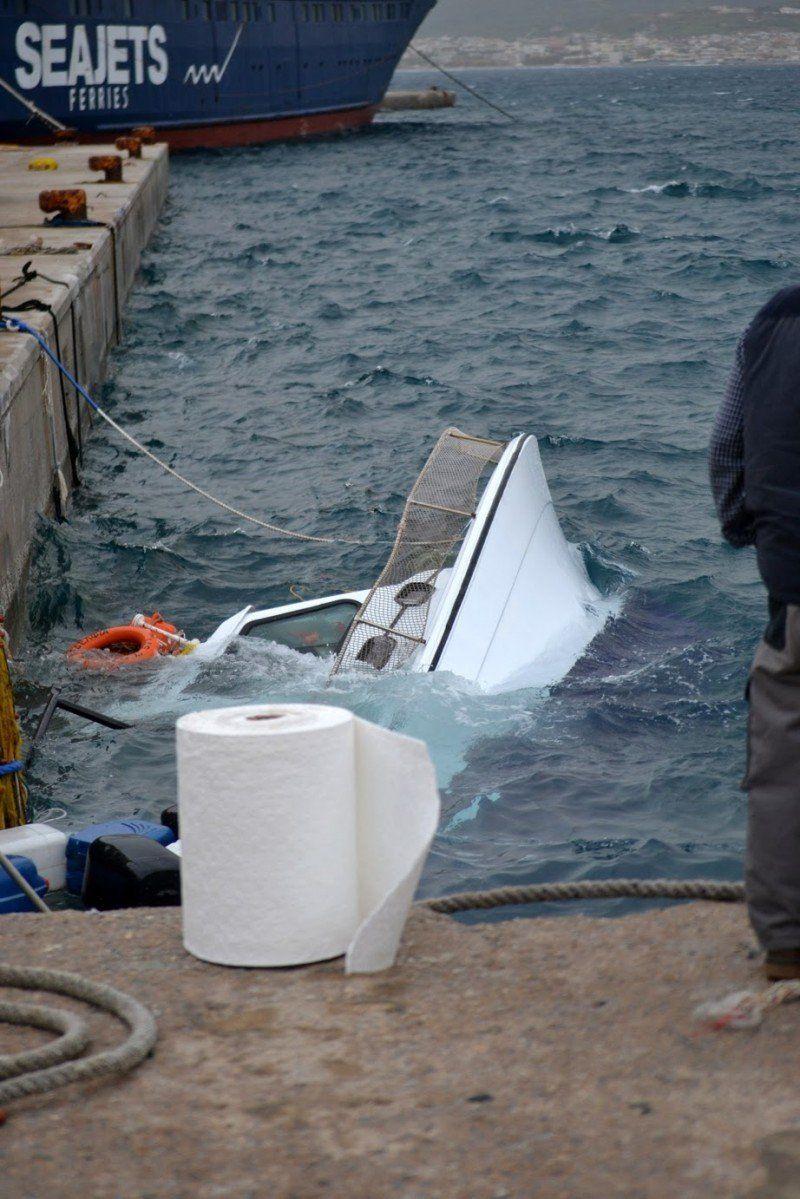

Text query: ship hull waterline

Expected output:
[4,103,378,151]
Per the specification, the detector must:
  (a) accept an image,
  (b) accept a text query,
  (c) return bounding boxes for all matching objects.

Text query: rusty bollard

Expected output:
[39,188,88,222]
[88,154,123,183]
[131,125,156,145]
[115,136,142,159]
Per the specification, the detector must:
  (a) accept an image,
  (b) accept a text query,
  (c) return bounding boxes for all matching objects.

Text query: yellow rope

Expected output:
[0,630,26,830]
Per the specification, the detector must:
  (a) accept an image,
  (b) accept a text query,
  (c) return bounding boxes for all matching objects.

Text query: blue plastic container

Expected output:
[0,855,48,913]
[66,821,175,895]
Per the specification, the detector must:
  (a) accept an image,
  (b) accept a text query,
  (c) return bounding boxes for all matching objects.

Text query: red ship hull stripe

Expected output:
[6,104,377,151]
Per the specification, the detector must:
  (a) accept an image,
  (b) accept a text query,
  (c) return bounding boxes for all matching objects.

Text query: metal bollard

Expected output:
[131,125,156,145]
[39,188,88,222]
[115,136,142,159]
[88,154,123,183]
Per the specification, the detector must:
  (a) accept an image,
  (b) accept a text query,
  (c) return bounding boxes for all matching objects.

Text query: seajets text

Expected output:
[14,23,169,112]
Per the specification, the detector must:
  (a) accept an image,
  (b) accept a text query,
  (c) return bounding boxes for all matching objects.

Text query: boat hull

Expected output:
[208,434,611,694]
[0,2,434,150]
[418,435,609,691]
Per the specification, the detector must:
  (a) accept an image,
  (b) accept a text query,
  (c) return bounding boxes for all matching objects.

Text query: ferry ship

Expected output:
[0,0,436,149]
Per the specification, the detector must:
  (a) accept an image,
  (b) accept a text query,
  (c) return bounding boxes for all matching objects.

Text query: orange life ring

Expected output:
[67,625,163,669]
[67,613,183,670]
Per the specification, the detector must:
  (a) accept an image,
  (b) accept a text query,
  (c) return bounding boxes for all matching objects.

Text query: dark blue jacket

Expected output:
[743,285,800,604]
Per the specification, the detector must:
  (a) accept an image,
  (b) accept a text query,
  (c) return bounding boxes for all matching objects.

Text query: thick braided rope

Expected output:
[0,1001,89,1080]
[421,878,745,915]
[0,965,157,1104]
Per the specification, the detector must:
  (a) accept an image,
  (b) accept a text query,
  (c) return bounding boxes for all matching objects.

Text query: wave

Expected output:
[626,176,771,199]
[489,223,639,246]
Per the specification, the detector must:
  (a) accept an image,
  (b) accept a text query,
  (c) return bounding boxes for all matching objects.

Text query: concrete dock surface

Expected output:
[0,902,797,1198]
[0,141,167,633]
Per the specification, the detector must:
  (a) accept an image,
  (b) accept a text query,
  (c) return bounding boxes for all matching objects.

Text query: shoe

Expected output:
[765,947,800,981]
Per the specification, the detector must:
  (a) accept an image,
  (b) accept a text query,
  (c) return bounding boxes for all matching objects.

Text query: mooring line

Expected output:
[0,317,380,547]
[408,45,519,122]
[420,878,746,913]
[0,74,67,134]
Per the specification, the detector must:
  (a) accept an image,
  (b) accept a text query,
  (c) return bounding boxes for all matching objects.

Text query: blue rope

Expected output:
[0,761,23,778]
[0,317,100,413]
[0,316,369,546]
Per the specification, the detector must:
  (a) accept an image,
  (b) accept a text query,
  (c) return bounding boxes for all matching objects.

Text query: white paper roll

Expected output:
[177,704,440,973]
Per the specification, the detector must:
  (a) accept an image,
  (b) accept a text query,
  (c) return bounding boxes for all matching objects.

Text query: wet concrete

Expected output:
[0,902,796,1197]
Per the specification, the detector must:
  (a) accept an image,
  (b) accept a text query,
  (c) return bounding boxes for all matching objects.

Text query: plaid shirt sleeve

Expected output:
[709,336,757,548]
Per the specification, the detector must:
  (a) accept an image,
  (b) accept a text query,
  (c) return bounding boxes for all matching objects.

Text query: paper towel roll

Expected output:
[177,704,440,973]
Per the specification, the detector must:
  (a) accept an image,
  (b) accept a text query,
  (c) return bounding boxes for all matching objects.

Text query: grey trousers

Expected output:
[745,602,800,949]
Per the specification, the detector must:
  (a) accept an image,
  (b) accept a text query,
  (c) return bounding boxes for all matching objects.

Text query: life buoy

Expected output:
[67,625,163,668]
[67,612,186,669]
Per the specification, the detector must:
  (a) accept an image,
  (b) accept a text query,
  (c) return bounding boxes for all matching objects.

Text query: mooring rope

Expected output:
[0,318,374,547]
[408,45,519,122]
[0,74,67,134]
[0,964,157,1105]
[420,877,746,914]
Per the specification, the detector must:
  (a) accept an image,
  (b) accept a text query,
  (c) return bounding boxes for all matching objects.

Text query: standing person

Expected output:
[710,285,800,981]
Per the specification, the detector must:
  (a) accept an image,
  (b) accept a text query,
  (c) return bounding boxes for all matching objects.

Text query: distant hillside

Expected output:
[419,1,800,38]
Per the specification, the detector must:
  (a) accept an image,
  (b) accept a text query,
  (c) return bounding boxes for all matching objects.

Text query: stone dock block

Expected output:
[0,142,168,636]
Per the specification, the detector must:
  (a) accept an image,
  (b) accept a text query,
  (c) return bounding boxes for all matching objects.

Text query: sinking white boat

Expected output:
[201,430,609,693]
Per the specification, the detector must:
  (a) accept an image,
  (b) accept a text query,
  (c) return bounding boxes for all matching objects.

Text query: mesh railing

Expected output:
[329,428,505,678]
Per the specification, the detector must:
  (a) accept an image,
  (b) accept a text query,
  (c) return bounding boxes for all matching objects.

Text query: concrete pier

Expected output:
[0,142,168,640]
[0,902,796,1197]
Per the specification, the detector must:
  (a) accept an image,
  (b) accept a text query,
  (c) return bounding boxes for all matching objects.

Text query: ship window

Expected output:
[181,0,190,16]
[70,0,91,15]
[264,4,274,19]
[230,0,239,17]
[216,1,227,18]
[332,1,343,17]
[241,602,359,659]
[300,1,309,17]
[204,0,212,16]
[350,2,361,17]
[313,1,324,19]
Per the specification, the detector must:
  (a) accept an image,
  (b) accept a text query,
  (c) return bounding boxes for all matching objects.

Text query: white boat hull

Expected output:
[202,434,609,693]
[416,435,605,690]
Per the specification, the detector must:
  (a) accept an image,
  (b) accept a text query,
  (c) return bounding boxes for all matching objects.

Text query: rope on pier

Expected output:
[420,877,745,914]
[408,45,519,122]
[0,964,157,1106]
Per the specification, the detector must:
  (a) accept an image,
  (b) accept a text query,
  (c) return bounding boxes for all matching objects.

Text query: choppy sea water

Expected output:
[18,65,800,908]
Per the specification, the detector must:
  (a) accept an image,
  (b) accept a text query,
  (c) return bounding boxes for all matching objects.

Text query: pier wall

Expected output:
[0,143,168,642]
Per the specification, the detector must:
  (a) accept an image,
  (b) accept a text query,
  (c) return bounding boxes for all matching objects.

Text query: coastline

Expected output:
[398,58,800,70]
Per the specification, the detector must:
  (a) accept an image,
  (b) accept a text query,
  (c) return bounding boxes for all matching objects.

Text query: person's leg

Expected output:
[745,602,800,968]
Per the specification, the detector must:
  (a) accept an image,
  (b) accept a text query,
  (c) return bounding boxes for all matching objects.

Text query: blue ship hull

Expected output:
[0,1,435,149]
